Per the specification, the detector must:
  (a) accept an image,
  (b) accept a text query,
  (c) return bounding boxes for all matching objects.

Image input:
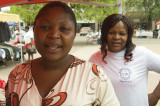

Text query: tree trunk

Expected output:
[146,16,152,30]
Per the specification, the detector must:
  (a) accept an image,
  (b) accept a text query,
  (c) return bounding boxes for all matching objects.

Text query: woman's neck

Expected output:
[39,55,73,71]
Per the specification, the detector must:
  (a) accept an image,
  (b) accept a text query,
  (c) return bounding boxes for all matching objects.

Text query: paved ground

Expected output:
[0,34,160,105]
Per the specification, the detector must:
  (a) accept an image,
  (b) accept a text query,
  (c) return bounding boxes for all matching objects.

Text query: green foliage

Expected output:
[124,0,160,29]
[8,4,45,24]
[69,0,118,21]
[8,1,120,24]
[124,0,160,23]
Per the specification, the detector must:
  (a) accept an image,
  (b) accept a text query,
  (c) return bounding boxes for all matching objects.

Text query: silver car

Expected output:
[80,27,92,36]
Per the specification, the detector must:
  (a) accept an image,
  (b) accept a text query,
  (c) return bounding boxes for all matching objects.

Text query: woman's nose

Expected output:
[113,33,120,39]
[47,28,60,39]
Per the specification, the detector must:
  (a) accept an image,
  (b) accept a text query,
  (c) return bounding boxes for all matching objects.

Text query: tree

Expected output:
[70,0,118,21]
[124,0,160,30]
[8,4,45,24]
[70,0,118,31]
[8,1,118,25]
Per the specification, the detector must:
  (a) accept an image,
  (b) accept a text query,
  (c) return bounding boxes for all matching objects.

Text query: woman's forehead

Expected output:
[39,7,72,20]
[36,14,73,25]
[43,7,65,15]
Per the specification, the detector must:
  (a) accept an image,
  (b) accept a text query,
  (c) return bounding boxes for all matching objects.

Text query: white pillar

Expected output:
[117,0,122,14]
[95,20,99,32]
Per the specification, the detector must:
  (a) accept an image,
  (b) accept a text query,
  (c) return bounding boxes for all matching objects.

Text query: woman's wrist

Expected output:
[153,92,160,100]
[153,81,160,100]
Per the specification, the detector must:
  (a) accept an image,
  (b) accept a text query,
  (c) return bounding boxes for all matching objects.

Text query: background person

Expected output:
[158,29,160,39]
[89,14,160,106]
[24,26,34,61]
[14,26,25,44]
[5,2,120,106]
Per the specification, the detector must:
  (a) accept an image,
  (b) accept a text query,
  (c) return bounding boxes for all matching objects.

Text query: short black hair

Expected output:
[25,26,29,30]
[33,1,77,33]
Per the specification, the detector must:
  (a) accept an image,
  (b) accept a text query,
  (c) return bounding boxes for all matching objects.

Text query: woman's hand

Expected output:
[148,93,159,106]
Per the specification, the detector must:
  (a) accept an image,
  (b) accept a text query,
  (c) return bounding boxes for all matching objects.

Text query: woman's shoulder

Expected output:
[71,55,98,66]
[134,46,150,53]
[91,50,101,56]
[8,61,31,80]
[72,56,108,79]
[135,46,147,50]
[89,50,102,60]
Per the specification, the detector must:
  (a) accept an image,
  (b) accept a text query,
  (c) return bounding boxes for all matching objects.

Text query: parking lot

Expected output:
[0,34,160,105]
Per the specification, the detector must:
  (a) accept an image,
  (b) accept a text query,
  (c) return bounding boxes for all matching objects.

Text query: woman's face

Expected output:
[34,7,75,61]
[107,21,128,52]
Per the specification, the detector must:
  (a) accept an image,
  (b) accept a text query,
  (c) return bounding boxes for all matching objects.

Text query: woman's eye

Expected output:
[120,33,126,36]
[60,27,70,32]
[109,32,115,35]
[39,26,50,30]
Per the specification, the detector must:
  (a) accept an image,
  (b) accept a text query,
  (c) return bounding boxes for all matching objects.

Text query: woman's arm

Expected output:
[148,81,160,106]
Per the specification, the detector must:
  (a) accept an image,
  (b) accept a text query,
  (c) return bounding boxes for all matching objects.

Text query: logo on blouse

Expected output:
[119,68,132,82]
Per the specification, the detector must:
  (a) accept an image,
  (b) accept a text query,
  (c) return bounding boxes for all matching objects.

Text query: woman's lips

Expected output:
[112,42,121,47]
[44,45,62,53]
[47,45,59,49]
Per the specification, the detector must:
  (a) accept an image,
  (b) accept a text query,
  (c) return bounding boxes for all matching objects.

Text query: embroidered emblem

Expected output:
[119,68,132,82]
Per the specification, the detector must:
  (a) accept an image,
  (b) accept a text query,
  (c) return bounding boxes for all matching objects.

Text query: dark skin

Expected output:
[148,81,160,106]
[32,55,73,98]
[31,7,76,98]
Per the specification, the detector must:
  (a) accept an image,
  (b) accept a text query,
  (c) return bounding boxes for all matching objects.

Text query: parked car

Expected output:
[80,27,92,36]
[135,30,153,38]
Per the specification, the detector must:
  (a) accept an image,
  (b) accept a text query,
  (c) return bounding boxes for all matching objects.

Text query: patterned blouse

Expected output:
[5,56,120,106]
